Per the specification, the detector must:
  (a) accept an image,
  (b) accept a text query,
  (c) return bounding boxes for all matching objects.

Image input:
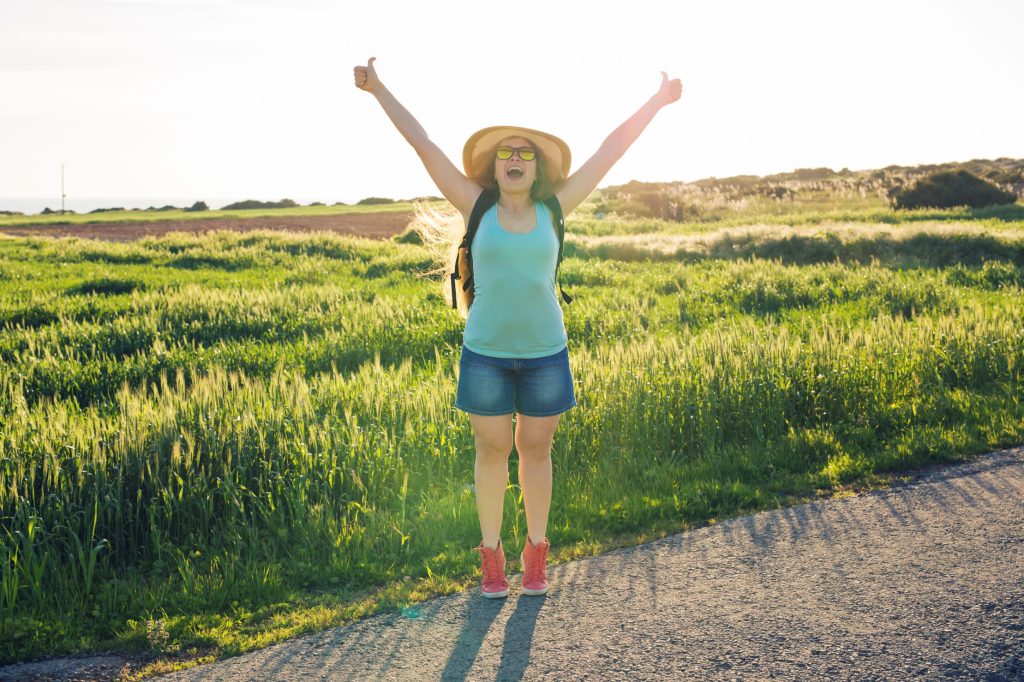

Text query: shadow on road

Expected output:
[439,594,509,680]
[65,447,1019,682]
[495,595,546,681]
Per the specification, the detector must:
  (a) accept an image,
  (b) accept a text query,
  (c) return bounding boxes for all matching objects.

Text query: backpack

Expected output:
[449,188,573,310]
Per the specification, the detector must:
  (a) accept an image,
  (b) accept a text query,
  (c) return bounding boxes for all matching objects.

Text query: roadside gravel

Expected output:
[3,446,1020,681]
[158,446,1023,681]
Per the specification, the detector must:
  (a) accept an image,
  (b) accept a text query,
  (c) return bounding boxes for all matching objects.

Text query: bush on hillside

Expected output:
[393,226,424,244]
[220,199,298,210]
[357,197,395,205]
[765,167,838,182]
[597,181,699,221]
[185,201,209,212]
[890,170,1017,210]
[763,186,795,200]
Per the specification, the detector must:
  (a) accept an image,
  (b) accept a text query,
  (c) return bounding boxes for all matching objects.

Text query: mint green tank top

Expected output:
[462,202,568,358]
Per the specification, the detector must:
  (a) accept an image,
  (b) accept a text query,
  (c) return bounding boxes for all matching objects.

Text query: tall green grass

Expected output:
[1,226,1022,664]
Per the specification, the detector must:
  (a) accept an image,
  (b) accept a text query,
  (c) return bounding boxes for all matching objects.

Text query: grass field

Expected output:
[1,197,1023,675]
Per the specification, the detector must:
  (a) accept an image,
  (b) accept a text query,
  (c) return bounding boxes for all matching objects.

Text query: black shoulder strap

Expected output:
[450,189,498,308]
[542,195,573,305]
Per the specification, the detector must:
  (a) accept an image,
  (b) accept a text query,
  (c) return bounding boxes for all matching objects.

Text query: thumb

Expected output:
[660,71,668,85]
[368,56,377,71]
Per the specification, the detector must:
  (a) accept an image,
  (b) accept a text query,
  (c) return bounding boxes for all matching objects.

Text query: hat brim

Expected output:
[463,126,571,186]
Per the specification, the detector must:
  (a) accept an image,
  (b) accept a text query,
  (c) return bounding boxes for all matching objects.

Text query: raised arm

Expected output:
[556,72,683,214]
[354,57,481,216]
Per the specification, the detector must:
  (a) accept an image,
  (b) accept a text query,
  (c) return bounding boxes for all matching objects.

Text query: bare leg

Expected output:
[470,413,514,550]
[514,414,561,545]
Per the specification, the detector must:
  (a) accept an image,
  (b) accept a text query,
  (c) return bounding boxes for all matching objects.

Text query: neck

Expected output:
[498,190,532,214]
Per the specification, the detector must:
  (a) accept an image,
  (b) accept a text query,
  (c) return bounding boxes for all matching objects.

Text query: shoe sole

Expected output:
[482,588,509,599]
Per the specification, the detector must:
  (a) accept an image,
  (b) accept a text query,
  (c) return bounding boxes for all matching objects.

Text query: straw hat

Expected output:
[463,126,571,185]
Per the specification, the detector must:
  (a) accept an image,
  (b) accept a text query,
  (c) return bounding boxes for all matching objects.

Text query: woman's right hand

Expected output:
[354,57,381,93]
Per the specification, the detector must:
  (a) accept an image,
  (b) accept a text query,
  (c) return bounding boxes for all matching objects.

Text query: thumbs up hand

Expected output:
[354,57,381,93]
[654,71,682,107]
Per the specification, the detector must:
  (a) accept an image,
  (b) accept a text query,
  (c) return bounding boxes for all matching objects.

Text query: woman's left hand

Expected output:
[654,71,683,107]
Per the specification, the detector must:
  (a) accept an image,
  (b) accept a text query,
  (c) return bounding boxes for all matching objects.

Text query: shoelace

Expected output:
[525,544,548,582]
[479,546,504,581]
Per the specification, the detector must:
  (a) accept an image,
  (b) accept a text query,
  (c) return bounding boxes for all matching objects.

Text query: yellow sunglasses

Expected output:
[495,146,536,162]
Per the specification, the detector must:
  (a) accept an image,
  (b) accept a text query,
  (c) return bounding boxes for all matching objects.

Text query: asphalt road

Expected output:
[149,446,1024,681]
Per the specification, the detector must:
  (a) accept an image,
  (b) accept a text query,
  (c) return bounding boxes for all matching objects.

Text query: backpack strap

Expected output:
[542,194,573,304]
[450,189,498,308]
[450,189,574,308]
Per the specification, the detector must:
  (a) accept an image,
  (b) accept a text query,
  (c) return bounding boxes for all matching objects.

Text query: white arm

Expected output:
[355,58,481,216]
[556,72,682,214]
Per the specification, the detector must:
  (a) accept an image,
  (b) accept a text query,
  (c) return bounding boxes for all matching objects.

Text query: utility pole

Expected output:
[60,164,66,215]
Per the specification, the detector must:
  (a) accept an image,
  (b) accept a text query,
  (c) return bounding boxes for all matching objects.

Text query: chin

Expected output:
[498,178,535,194]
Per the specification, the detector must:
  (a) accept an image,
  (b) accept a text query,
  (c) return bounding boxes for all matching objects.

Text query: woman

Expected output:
[354,57,682,597]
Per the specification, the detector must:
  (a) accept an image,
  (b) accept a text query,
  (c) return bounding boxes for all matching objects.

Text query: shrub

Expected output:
[766,167,837,182]
[66,277,145,296]
[220,199,298,210]
[890,170,1017,210]
[763,186,794,200]
[357,197,396,205]
[185,201,209,212]
[599,189,695,222]
[393,226,424,244]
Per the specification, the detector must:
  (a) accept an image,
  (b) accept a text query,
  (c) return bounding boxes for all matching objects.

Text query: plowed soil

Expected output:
[0,212,413,242]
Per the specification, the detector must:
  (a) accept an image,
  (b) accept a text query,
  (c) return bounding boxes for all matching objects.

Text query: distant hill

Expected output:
[597,158,1024,222]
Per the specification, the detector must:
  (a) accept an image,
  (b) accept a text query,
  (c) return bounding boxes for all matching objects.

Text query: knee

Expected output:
[475,434,513,461]
[516,436,553,462]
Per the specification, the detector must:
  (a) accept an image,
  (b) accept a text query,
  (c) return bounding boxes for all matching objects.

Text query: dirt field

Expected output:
[0,212,414,242]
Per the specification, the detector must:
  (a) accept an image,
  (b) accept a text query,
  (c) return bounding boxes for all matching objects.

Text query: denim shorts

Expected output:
[455,346,577,417]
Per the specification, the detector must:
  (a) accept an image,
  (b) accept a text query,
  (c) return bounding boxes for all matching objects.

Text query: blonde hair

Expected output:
[412,143,562,318]
[407,201,472,317]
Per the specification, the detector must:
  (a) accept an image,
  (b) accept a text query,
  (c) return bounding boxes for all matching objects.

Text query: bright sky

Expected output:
[2,0,1022,206]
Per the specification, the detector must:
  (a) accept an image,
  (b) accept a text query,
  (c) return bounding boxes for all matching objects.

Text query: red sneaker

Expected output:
[476,541,509,598]
[520,537,550,596]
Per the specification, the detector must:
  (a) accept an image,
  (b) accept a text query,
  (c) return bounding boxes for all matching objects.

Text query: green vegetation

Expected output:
[220,199,300,211]
[0,166,1023,673]
[890,170,1018,210]
[564,222,1024,267]
[2,230,1023,669]
[595,158,1023,222]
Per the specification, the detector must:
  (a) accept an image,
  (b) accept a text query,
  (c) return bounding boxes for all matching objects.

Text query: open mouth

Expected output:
[507,167,524,180]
